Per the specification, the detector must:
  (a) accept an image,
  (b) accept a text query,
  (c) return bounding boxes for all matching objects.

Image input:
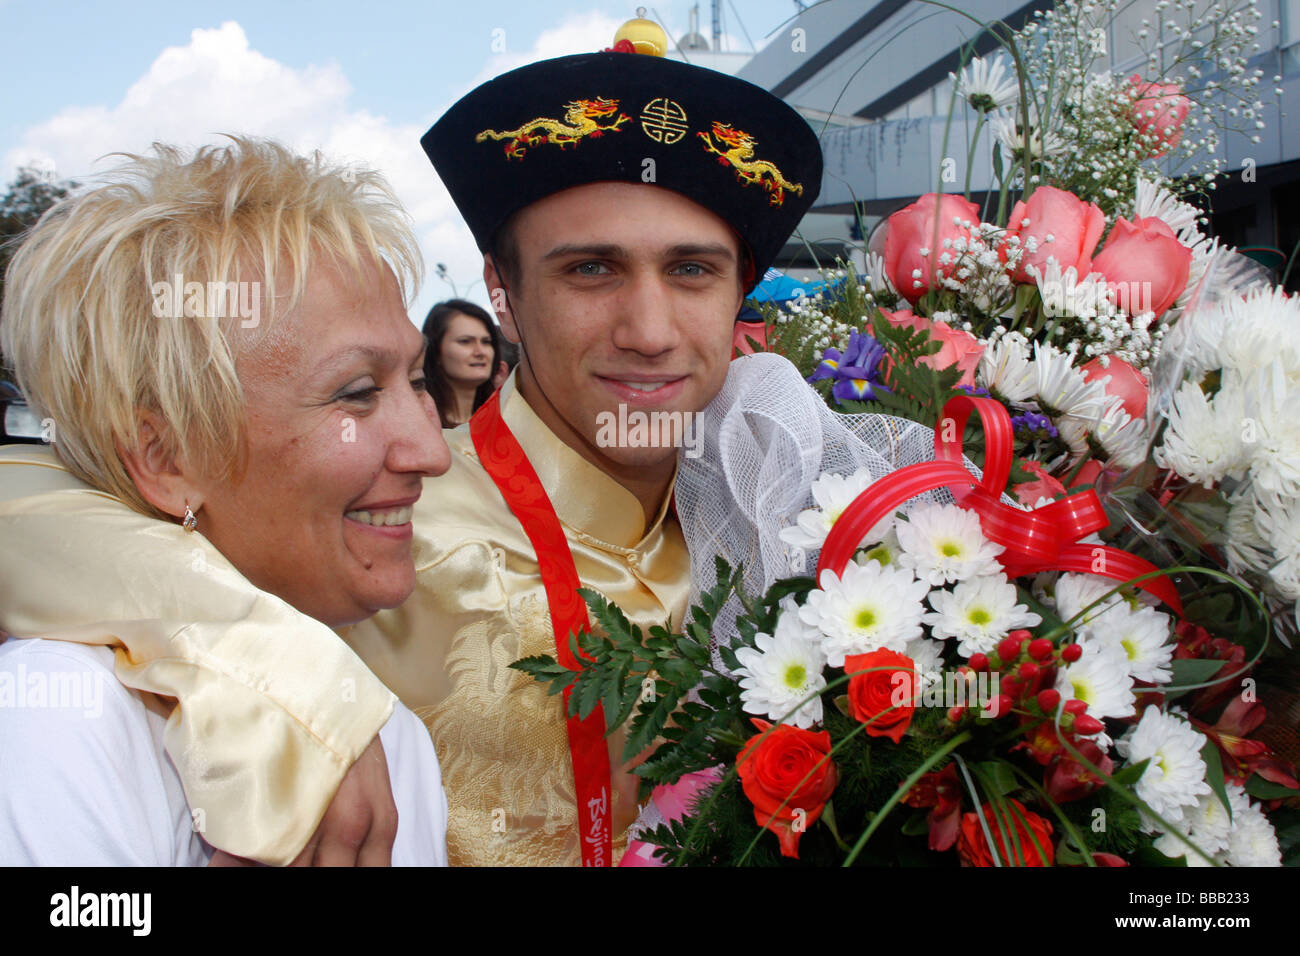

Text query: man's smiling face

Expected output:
[486,181,745,489]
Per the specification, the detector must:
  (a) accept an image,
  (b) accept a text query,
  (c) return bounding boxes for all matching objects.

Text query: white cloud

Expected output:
[3,21,480,320]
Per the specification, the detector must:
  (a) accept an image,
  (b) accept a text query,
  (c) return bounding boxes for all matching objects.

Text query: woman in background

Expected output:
[421,299,501,427]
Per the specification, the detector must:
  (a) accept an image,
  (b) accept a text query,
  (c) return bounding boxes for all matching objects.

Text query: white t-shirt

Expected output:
[0,639,448,866]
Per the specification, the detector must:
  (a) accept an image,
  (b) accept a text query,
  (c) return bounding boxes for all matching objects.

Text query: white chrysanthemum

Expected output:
[779,466,888,553]
[1115,707,1211,827]
[1094,398,1149,470]
[1243,379,1300,499]
[1153,380,1249,487]
[977,331,1036,400]
[1134,174,1204,244]
[991,104,1066,158]
[1031,258,1111,323]
[1056,639,1135,722]
[1224,488,1273,576]
[904,636,945,689]
[1031,342,1112,453]
[1052,572,1125,628]
[923,575,1041,657]
[1224,787,1283,867]
[895,502,1004,586]
[1212,287,1300,382]
[1153,787,1232,865]
[798,560,930,667]
[952,54,1019,113]
[1089,604,1175,685]
[857,528,903,569]
[734,611,828,729]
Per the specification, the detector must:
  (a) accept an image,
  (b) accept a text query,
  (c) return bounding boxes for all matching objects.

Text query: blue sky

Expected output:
[0,0,804,316]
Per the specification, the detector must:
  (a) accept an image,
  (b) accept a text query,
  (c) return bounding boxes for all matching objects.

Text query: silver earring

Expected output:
[182,503,198,533]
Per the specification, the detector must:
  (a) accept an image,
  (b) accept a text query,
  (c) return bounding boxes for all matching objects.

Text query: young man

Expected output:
[340,47,822,865]
[0,40,821,865]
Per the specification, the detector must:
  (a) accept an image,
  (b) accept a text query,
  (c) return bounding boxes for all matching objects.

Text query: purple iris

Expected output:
[808,329,890,404]
[1011,410,1059,439]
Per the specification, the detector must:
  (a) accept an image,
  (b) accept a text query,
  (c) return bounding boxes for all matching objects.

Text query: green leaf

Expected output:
[1200,740,1233,822]
[1109,757,1151,787]
[1245,774,1300,800]
[976,760,1018,796]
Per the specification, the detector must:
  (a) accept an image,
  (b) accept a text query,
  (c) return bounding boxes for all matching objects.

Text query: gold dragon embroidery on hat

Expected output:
[476,97,631,160]
[697,121,803,207]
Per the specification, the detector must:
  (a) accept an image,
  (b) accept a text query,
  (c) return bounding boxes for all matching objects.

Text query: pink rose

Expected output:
[884,193,982,304]
[1082,356,1148,419]
[880,308,984,388]
[1002,185,1105,284]
[1129,75,1191,158]
[1091,216,1192,319]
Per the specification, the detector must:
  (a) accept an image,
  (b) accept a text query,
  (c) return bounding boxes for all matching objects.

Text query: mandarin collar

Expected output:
[497,373,677,552]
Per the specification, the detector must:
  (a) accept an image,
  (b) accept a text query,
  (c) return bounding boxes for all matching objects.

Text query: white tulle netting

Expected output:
[627,352,974,845]
[674,351,969,659]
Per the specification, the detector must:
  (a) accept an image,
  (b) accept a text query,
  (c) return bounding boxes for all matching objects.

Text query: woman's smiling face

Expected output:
[193,257,450,627]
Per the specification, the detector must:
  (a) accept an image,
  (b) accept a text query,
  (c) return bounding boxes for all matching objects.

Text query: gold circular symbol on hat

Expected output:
[639,98,689,144]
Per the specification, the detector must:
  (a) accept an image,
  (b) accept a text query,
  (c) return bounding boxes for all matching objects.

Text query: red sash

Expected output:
[470,392,613,866]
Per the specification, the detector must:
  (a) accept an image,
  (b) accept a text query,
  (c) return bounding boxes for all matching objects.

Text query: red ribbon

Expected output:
[816,395,1183,615]
[471,392,613,866]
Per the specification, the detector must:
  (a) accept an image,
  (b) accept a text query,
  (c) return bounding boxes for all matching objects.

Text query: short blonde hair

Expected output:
[1,137,422,516]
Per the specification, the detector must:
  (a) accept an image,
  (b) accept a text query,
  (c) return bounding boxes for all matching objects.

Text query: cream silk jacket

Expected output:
[0,445,396,865]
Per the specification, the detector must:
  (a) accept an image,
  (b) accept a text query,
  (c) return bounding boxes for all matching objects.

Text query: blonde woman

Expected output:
[0,139,450,865]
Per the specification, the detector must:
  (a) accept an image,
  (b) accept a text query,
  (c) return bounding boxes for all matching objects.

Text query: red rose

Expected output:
[843,648,917,743]
[1091,216,1192,319]
[884,193,983,304]
[957,798,1054,866]
[879,308,984,388]
[1082,356,1149,419]
[1003,185,1106,284]
[1128,75,1191,158]
[737,719,838,859]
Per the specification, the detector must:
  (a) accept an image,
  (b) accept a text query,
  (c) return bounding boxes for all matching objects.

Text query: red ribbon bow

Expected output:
[816,395,1182,615]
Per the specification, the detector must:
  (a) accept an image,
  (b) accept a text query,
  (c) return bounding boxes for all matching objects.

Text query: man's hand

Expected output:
[208,734,398,866]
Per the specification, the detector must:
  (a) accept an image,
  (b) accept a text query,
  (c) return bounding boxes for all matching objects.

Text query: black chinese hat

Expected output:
[422,49,822,288]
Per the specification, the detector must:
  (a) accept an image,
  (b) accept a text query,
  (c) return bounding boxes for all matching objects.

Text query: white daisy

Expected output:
[864,250,897,296]
[1152,788,1232,864]
[951,54,1019,113]
[895,502,1004,586]
[734,611,828,730]
[1134,174,1204,245]
[1052,572,1126,629]
[923,575,1042,657]
[798,560,930,667]
[1030,341,1113,453]
[1089,604,1175,686]
[1115,707,1211,827]
[903,635,946,690]
[991,103,1066,159]
[1031,258,1111,323]
[1056,639,1136,722]
[857,528,903,569]
[779,466,889,554]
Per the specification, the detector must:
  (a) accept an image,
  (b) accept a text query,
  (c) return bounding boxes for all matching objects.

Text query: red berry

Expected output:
[1028,638,1055,661]
[1061,643,1083,663]
[1018,661,1041,682]
[1073,714,1105,736]
[1002,676,1024,698]
[983,694,1014,719]
[1063,698,1089,716]
[1036,688,1061,711]
[997,634,1026,662]
[947,705,967,723]
[968,653,989,672]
